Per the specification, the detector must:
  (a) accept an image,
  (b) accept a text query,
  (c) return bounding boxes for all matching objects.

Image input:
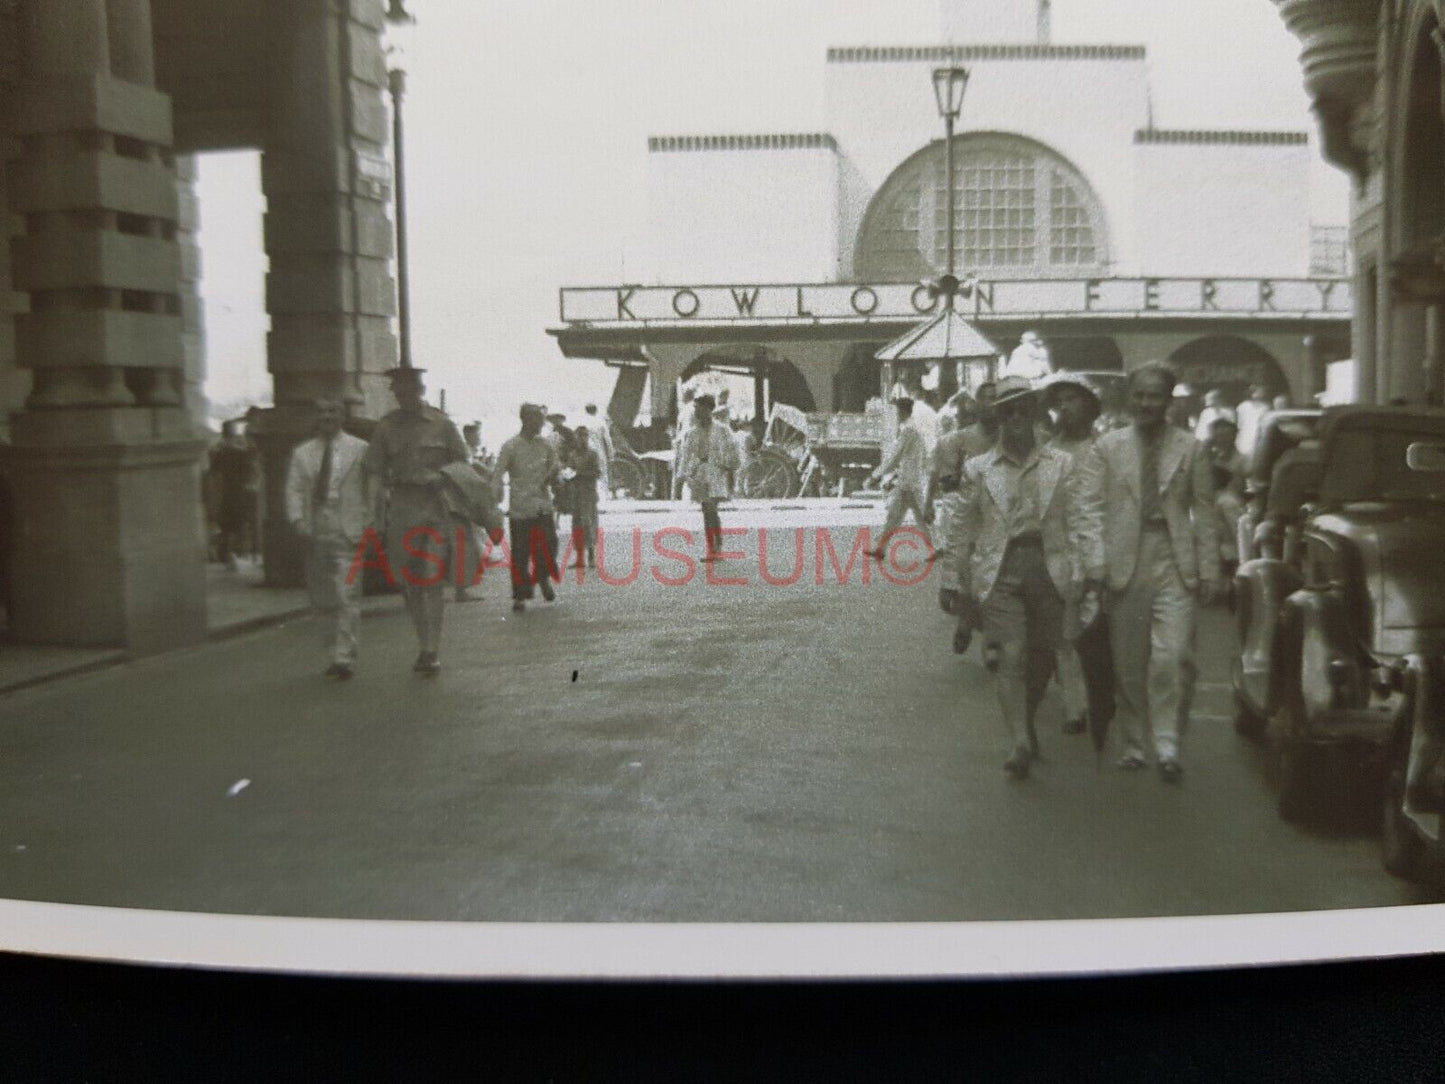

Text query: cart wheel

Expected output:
[740,450,799,499]
[609,455,644,499]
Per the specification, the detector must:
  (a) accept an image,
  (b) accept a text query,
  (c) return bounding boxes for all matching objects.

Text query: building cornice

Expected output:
[826,44,1145,63]
[647,134,837,153]
[1134,130,1309,146]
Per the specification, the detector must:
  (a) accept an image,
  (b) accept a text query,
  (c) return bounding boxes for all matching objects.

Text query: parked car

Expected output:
[1230,406,1445,865]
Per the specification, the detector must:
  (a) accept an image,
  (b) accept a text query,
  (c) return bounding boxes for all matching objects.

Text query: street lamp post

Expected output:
[386,1,416,369]
[931,66,970,310]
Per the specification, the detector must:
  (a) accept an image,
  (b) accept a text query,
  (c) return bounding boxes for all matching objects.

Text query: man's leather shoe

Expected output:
[1062,716,1086,735]
[540,581,556,602]
[1003,747,1031,780]
[324,662,353,680]
[413,652,440,675]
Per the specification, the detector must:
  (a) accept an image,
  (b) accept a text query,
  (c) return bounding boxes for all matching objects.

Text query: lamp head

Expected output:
[932,66,969,121]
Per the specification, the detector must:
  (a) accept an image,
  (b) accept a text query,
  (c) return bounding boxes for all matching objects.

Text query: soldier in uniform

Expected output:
[364,366,469,675]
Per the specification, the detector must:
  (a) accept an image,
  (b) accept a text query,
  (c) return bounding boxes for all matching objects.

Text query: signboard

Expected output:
[559,278,1352,324]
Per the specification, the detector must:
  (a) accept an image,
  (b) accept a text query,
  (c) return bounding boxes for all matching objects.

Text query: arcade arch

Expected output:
[1167,336,1288,405]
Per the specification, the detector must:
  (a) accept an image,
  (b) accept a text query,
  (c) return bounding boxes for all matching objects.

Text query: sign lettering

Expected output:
[558,278,1352,324]
[850,287,879,316]
[672,289,700,318]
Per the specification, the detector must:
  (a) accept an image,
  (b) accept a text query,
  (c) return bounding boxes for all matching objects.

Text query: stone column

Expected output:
[2,0,207,650]
[173,153,206,425]
[256,0,396,586]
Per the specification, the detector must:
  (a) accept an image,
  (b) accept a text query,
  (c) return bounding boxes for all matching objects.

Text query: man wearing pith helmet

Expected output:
[363,365,469,675]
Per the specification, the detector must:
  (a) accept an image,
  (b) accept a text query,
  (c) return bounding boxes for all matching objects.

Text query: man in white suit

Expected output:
[286,398,372,679]
[1079,363,1220,780]
[954,377,1089,780]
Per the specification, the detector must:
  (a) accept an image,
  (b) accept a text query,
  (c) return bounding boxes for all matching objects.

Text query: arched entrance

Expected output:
[1167,336,1288,405]
[681,346,818,420]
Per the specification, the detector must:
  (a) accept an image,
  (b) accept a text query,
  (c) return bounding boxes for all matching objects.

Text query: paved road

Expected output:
[0,506,1435,921]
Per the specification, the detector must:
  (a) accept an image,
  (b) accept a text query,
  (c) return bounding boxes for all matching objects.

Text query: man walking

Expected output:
[365,367,469,675]
[866,396,930,557]
[676,394,740,560]
[495,403,562,612]
[285,398,371,679]
[954,377,1087,779]
[1079,363,1220,781]
[583,403,614,499]
[1042,374,1103,735]
[933,382,999,612]
[1005,330,1052,381]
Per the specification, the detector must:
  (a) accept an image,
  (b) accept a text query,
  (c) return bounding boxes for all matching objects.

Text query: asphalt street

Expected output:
[0,504,1434,921]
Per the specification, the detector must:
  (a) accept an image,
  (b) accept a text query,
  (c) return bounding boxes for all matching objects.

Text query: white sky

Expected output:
[196,0,1347,438]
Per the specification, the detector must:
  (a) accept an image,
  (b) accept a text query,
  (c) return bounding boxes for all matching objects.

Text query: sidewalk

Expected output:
[0,495,890,695]
[0,557,397,696]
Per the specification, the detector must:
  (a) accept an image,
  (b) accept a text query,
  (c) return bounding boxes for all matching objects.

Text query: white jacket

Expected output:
[285,432,371,543]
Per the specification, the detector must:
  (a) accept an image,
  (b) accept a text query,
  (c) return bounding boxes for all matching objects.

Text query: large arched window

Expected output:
[854,133,1110,281]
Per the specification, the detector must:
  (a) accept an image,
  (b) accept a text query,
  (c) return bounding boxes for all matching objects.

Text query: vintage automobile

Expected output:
[1231,406,1445,868]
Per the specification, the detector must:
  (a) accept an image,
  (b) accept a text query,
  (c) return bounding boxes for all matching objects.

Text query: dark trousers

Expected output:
[509,513,558,601]
[701,498,722,554]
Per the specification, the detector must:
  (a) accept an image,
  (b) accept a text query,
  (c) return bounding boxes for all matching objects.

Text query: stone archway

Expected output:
[1167,336,1289,405]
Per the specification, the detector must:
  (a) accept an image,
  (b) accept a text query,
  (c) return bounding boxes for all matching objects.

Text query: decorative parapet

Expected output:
[648,133,838,153]
[1273,0,1379,181]
[825,44,1145,62]
[1134,130,1308,145]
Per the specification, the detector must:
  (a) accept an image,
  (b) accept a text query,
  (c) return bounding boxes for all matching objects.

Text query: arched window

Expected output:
[855,133,1109,281]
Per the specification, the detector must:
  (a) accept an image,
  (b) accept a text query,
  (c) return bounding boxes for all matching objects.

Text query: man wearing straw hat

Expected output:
[954,376,1088,780]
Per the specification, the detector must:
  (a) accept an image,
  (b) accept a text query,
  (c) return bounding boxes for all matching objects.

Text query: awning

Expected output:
[873,309,1000,363]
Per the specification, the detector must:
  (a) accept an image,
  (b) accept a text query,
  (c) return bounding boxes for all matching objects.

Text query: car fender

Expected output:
[1234,557,1302,717]
[1281,587,1368,723]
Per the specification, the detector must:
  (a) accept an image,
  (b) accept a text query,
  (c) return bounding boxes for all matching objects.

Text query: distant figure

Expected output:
[867,396,930,557]
[209,420,258,571]
[455,421,488,603]
[1004,330,1053,381]
[910,385,941,456]
[1193,389,1231,442]
[676,394,740,561]
[495,403,562,613]
[1272,394,1292,411]
[568,424,602,569]
[1235,384,1271,459]
[285,398,372,680]
[1206,413,1247,576]
[1043,374,1104,737]
[583,403,615,499]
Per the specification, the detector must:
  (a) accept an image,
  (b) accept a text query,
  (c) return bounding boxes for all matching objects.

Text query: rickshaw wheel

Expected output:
[740,449,799,499]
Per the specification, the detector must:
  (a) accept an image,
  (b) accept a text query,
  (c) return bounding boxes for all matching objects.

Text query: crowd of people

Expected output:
[283,345,1274,787]
[867,332,1278,783]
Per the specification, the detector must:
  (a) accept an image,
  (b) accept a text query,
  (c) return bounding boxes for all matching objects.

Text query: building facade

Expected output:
[0,0,399,651]
[1274,0,1445,407]
[553,0,1353,431]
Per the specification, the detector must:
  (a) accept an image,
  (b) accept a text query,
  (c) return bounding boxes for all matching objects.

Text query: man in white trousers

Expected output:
[286,398,373,679]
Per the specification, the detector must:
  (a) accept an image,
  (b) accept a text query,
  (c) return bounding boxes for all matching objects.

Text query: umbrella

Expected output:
[1074,608,1117,764]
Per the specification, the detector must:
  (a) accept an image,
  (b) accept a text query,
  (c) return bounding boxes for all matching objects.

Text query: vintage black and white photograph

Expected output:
[0,0,1443,976]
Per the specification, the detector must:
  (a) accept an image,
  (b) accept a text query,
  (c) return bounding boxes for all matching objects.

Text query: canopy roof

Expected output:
[873,309,1000,363]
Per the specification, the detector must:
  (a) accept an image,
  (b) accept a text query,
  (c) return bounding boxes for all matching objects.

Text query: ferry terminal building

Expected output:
[551,0,1353,435]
